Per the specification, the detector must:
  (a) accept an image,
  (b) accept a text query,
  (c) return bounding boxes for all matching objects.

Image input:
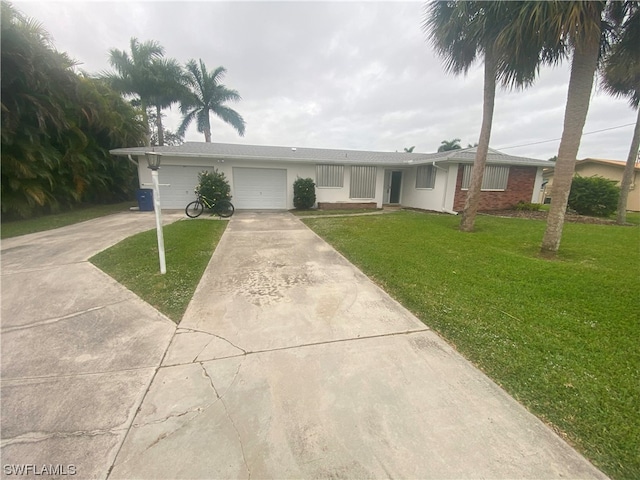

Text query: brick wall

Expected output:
[317,202,377,210]
[453,166,537,211]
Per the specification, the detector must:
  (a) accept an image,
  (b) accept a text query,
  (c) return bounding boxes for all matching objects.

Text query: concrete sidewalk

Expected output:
[1,211,183,479]
[108,211,607,479]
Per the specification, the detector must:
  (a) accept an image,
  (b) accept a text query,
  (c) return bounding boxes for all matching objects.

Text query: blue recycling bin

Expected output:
[136,188,154,211]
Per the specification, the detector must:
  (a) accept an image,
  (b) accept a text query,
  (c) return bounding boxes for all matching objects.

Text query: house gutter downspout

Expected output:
[432,161,458,215]
[127,154,138,166]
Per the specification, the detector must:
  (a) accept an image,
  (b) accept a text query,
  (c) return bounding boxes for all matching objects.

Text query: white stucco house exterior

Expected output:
[110,142,554,212]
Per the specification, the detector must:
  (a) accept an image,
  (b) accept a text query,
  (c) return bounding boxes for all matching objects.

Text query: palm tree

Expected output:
[496,2,633,252]
[404,146,416,153]
[105,38,164,146]
[148,57,186,146]
[601,2,640,225]
[178,59,245,142]
[501,2,609,254]
[424,2,551,232]
[437,139,462,152]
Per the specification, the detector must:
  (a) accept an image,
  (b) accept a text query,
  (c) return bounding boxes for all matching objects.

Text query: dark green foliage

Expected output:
[195,169,231,203]
[104,38,186,146]
[1,3,145,219]
[293,177,316,210]
[514,201,541,211]
[568,175,620,217]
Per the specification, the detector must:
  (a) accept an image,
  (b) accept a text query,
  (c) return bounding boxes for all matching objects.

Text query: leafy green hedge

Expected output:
[195,169,231,204]
[568,175,619,217]
[1,3,146,219]
[293,177,316,209]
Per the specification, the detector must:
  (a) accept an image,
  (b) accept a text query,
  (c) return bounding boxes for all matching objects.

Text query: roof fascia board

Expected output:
[112,150,421,166]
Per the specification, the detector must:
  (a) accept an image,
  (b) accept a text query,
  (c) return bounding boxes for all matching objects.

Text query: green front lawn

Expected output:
[1,202,135,239]
[90,219,226,322]
[303,211,639,480]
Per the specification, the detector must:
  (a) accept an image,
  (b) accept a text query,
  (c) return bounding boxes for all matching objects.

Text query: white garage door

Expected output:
[156,166,204,209]
[233,167,287,209]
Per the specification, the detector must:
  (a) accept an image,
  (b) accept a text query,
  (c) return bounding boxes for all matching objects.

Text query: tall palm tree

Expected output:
[540,2,608,254]
[148,57,186,146]
[423,2,553,232]
[178,59,245,143]
[437,138,462,152]
[601,2,640,225]
[105,38,164,146]
[502,2,609,254]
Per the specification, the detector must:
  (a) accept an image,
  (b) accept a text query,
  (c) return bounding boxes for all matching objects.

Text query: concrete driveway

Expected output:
[1,211,183,479]
[103,211,606,479]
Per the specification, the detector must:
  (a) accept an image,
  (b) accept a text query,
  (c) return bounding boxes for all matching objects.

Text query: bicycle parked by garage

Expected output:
[185,194,234,218]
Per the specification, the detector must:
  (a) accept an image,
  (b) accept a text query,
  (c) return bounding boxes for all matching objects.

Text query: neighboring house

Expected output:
[110,142,553,212]
[541,158,640,211]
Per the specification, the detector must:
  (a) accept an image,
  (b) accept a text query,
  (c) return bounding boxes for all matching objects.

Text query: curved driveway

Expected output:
[1,211,182,479]
[2,211,607,479]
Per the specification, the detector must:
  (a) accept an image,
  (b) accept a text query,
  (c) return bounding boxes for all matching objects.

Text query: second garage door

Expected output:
[233,167,287,209]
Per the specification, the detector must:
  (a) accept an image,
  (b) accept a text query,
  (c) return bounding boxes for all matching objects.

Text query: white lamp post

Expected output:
[145,152,166,274]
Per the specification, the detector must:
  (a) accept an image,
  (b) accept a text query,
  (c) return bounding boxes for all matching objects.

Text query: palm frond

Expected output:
[211,105,246,136]
[178,59,245,141]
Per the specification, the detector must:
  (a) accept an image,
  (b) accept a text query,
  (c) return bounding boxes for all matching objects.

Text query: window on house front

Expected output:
[416,165,436,189]
[350,166,377,198]
[462,165,509,190]
[316,164,344,188]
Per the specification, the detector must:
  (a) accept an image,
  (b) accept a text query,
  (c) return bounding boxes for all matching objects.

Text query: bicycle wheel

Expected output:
[185,201,204,218]
[214,200,234,218]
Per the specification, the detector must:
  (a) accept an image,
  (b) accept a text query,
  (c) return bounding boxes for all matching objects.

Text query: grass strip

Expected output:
[1,202,135,239]
[303,211,639,480]
[290,208,383,216]
[90,219,226,322]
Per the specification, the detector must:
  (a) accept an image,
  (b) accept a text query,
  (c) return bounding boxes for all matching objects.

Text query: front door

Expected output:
[389,171,402,204]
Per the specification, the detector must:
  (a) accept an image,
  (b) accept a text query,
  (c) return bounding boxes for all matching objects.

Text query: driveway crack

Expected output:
[200,363,221,398]
[177,326,248,357]
[221,397,251,480]
[200,362,250,478]
[1,301,128,333]
[1,428,124,447]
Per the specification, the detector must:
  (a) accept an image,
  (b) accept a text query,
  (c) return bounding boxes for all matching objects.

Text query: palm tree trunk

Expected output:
[141,100,151,147]
[616,107,640,224]
[204,109,212,143]
[460,48,496,232]
[156,104,165,146]
[540,41,600,255]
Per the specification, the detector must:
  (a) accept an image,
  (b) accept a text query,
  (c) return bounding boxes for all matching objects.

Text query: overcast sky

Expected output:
[14,0,638,160]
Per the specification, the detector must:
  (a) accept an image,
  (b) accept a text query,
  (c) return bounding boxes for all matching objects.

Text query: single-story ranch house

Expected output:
[110,142,554,213]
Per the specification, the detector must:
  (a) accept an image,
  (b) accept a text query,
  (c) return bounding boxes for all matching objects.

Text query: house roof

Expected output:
[425,147,553,167]
[576,158,640,170]
[110,142,553,168]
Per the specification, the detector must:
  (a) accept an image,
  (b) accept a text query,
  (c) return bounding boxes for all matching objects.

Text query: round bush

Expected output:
[568,175,619,217]
[195,169,231,204]
[293,177,316,209]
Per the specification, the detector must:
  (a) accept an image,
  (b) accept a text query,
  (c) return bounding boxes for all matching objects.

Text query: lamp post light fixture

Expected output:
[145,152,166,274]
